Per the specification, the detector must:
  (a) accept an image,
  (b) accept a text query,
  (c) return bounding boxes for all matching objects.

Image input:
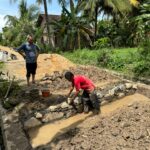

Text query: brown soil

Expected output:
[1,46,75,80]
[1,45,150,150]
[33,94,150,150]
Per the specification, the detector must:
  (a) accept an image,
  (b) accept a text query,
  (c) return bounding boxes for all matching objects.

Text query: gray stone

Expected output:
[42,112,64,123]
[132,84,138,89]
[118,84,126,91]
[117,93,125,98]
[65,110,77,118]
[104,93,112,99]
[108,89,115,96]
[24,117,41,130]
[112,86,120,93]
[125,83,133,89]
[74,97,82,105]
[48,105,60,112]
[61,102,70,109]
[97,92,104,98]
[35,112,43,119]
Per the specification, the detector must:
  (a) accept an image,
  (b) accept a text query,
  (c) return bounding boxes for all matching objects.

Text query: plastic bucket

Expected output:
[41,89,50,97]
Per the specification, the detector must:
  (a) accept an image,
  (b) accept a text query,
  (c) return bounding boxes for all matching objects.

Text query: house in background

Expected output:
[37,14,61,48]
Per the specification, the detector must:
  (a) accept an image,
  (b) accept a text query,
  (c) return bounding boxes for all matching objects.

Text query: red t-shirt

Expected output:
[73,75,95,92]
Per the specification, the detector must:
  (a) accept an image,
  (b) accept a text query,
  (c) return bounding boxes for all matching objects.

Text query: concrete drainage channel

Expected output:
[0,82,149,150]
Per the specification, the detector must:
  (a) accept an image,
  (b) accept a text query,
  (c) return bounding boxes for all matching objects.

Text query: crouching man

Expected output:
[65,71,100,114]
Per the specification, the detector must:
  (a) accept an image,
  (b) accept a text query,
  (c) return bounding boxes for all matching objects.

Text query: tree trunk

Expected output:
[94,5,98,42]
[77,29,81,49]
[43,0,55,50]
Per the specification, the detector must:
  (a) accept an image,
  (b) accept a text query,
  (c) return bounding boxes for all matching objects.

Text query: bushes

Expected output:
[64,47,150,77]
[97,49,112,67]
[93,37,110,49]
[134,39,150,77]
[63,48,99,65]
[0,62,4,69]
[97,48,138,73]
[0,80,21,98]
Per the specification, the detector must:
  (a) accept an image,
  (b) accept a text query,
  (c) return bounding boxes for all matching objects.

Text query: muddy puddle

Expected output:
[29,93,150,148]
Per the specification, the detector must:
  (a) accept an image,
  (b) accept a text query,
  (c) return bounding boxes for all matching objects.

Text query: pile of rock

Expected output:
[99,82,137,105]
[21,82,138,130]
[41,71,63,82]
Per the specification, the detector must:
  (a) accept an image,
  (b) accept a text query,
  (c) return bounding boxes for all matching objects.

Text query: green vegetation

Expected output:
[64,45,150,78]
[0,62,4,69]
[0,0,149,78]
[63,47,139,75]
[134,39,150,77]
[63,48,100,65]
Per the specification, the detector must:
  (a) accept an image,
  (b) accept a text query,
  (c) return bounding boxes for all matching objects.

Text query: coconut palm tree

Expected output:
[36,0,69,49]
[4,0,39,46]
[36,0,53,48]
[10,0,53,48]
[133,0,150,42]
[79,0,139,40]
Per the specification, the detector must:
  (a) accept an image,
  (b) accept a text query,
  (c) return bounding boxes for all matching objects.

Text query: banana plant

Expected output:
[51,0,94,50]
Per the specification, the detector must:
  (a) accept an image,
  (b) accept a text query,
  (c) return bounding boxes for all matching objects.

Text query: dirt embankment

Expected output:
[0,46,75,80]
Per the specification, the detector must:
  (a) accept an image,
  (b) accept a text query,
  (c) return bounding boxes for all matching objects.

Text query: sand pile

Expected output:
[0,45,75,80]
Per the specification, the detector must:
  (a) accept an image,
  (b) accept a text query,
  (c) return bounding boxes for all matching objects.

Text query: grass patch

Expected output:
[63,47,138,75]
[108,48,138,73]
[63,48,100,65]
[0,62,4,69]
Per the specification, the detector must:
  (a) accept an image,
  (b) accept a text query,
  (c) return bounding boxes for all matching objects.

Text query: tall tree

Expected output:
[10,0,53,48]
[4,0,39,46]
[36,0,53,48]
[79,0,139,40]
[36,0,69,49]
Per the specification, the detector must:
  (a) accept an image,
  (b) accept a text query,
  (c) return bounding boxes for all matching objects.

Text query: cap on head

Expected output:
[65,71,74,81]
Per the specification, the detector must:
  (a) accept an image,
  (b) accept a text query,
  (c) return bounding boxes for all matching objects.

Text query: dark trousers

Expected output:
[81,90,100,113]
[26,62,37,77]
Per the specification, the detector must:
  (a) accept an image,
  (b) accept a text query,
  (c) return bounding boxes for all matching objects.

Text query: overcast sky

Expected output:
[0,0,62,32]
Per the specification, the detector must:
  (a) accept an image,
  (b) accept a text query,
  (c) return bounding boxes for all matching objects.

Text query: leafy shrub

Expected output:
[0,62,4,69]
[97,49,112,67]
[93,37,110,49]
[0,79,21,98]
[134,39,150,77]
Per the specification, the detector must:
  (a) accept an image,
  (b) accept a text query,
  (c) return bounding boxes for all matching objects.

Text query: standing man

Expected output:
[15,35,40,86]
[65,71,100,114]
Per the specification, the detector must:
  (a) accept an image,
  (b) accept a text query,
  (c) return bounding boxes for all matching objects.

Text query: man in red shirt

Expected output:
[65,71,100,114]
